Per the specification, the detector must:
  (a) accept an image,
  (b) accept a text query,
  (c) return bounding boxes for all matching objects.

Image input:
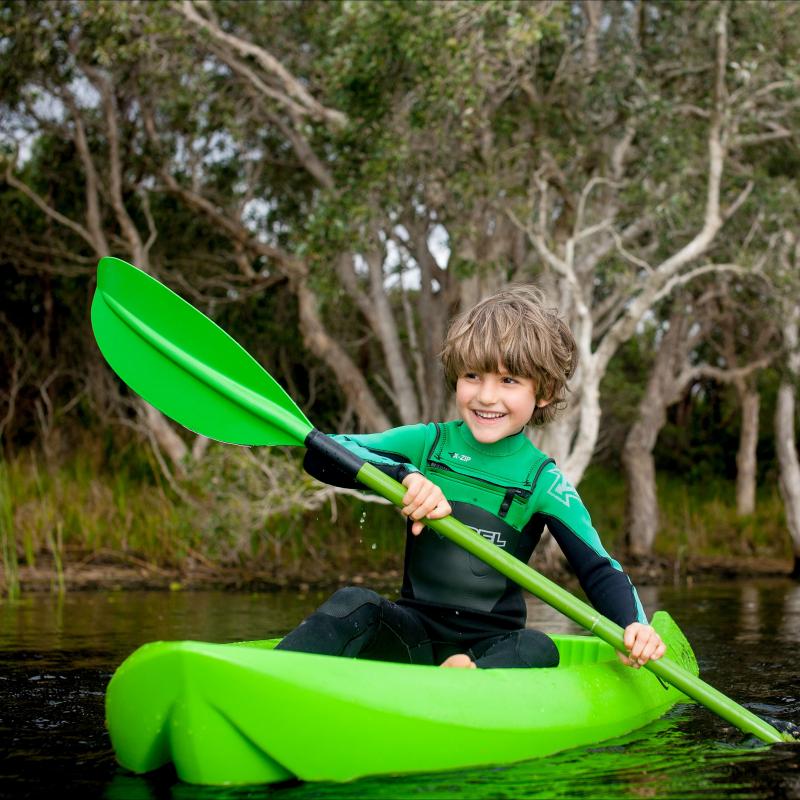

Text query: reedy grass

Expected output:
[0,460,20,601]
[1,441,403,593]
[579,466,792,561]
[3,446,198,575]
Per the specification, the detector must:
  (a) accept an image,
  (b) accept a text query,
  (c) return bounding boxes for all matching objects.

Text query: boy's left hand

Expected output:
[617,623,666,669]
[401,473,452,536]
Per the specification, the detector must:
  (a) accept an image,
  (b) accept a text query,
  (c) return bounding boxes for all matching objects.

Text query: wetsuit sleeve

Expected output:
[303,424,431,490]
[532,464,647,627]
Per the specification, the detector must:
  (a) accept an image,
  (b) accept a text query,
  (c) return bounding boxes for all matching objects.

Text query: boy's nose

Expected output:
[476,379,499,404]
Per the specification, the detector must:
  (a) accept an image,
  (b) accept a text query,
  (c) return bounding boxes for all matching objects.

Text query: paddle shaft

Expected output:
[307,432,789,744]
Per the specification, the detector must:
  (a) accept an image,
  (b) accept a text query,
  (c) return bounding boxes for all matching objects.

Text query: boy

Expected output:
[277,286,665,670]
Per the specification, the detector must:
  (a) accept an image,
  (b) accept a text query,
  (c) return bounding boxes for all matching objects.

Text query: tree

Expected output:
[1,1,193,467]
[505,2,800,485]
[622,284,773,556]
[774,233,800,578]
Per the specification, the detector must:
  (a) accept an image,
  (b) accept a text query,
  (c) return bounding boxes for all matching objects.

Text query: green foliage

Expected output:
[1,439,405,589]
[580,466,791,561]
[657,369,782,486]
[302,0,562,250]
[0,460,19,600]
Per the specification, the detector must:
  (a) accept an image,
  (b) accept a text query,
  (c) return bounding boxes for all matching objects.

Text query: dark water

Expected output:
[1,581,798,799]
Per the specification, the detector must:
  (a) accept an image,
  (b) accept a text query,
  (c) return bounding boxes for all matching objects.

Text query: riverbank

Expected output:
[5,552,794,595]
[3,449,796,598]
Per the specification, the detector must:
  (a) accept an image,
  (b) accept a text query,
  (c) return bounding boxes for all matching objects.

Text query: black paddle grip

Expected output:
[305,429,366,480]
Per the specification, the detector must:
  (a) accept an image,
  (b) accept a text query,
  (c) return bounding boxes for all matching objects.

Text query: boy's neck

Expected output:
[454,419,528,456]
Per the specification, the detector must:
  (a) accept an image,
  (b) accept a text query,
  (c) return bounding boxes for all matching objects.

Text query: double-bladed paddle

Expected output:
[91,256,793,744]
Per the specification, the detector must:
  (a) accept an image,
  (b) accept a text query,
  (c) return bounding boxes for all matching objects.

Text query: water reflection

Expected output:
[2,580,799,799]
[0,589,330,658]
[100,718,779,800]
[779,582,800,643]
[736,583,761,645]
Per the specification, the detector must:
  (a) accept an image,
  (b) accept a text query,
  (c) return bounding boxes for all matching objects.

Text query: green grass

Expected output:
[2,448,197,569]
[0,442,405,595]
[579,466,792,560]
[0,460,20,600]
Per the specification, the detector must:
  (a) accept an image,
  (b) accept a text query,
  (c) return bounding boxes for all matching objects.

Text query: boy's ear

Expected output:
[535,396,552,408]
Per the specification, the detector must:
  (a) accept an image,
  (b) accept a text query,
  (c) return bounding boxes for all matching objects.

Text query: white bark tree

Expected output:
[4,1,798,483]
[713,290,778,517]
[622,289,773,556]
[508,6,770,483]
[774,233,800,578]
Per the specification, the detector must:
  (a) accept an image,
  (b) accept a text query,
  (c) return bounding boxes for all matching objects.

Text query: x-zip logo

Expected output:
[545,465,580,508]
[448,451,472,462]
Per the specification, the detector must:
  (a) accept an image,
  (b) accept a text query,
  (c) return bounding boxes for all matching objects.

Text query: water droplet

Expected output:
[371,543,377,550]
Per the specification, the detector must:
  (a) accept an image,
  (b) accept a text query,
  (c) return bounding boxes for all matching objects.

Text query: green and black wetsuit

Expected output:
[276,421,646,668]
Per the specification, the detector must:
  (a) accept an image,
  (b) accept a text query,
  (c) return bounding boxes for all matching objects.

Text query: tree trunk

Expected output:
[364,250,420,424]
[622,392,667,558]
[735,384,759,516]
[294,281,392,431]
[142,402,188,469]
[775,380,800,578]
[776,303,800,579]
[622,313,694,556]
[623,429,662,558]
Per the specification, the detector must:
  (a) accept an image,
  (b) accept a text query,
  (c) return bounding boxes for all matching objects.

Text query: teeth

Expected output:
[474,410,505,419]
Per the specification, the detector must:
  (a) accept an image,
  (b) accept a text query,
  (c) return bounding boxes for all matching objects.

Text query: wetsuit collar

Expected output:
[454,420,529,457]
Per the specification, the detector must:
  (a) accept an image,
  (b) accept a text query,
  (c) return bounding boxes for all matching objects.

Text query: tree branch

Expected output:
[3,154,99,253]
[178,0,347,130]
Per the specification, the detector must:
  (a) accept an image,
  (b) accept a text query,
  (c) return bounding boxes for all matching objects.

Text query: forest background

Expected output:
[2,0,800,598]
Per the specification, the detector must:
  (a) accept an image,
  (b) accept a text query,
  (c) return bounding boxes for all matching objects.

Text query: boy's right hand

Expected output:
[401,473,452,535]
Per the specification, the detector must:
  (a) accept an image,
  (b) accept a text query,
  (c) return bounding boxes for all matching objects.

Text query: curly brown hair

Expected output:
[440,285,578,426]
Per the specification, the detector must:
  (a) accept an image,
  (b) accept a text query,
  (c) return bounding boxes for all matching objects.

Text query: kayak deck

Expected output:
[105,610,696,786]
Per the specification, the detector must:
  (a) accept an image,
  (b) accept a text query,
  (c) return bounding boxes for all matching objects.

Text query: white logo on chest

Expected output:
[545,466,580,507]
[448,451,472,463]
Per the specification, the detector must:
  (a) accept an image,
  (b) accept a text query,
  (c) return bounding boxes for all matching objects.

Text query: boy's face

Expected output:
[455,368,549,444]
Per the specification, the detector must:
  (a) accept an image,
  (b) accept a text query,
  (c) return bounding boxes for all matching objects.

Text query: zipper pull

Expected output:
[499,488,516,518]
[499,487,530,518]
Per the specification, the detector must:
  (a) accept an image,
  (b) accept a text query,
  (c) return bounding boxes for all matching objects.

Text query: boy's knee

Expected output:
[516,630,559,668]
[473,629,559,668]
[318,586,383,620]
[276,587,384,656]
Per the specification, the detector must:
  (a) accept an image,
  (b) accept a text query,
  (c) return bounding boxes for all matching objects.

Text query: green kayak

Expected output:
[105,610,696,786]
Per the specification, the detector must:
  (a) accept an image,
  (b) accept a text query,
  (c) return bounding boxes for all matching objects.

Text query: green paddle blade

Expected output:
[91,257,312,447]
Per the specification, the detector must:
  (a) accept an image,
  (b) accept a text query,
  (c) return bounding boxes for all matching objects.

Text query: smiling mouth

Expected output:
[472,410,507,421]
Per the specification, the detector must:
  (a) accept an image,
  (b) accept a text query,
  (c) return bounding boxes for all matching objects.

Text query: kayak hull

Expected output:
[105,610,696,786]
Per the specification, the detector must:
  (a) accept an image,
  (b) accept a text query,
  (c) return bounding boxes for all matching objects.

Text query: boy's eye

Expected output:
[463,372,479,380]
[501,376,518,384]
